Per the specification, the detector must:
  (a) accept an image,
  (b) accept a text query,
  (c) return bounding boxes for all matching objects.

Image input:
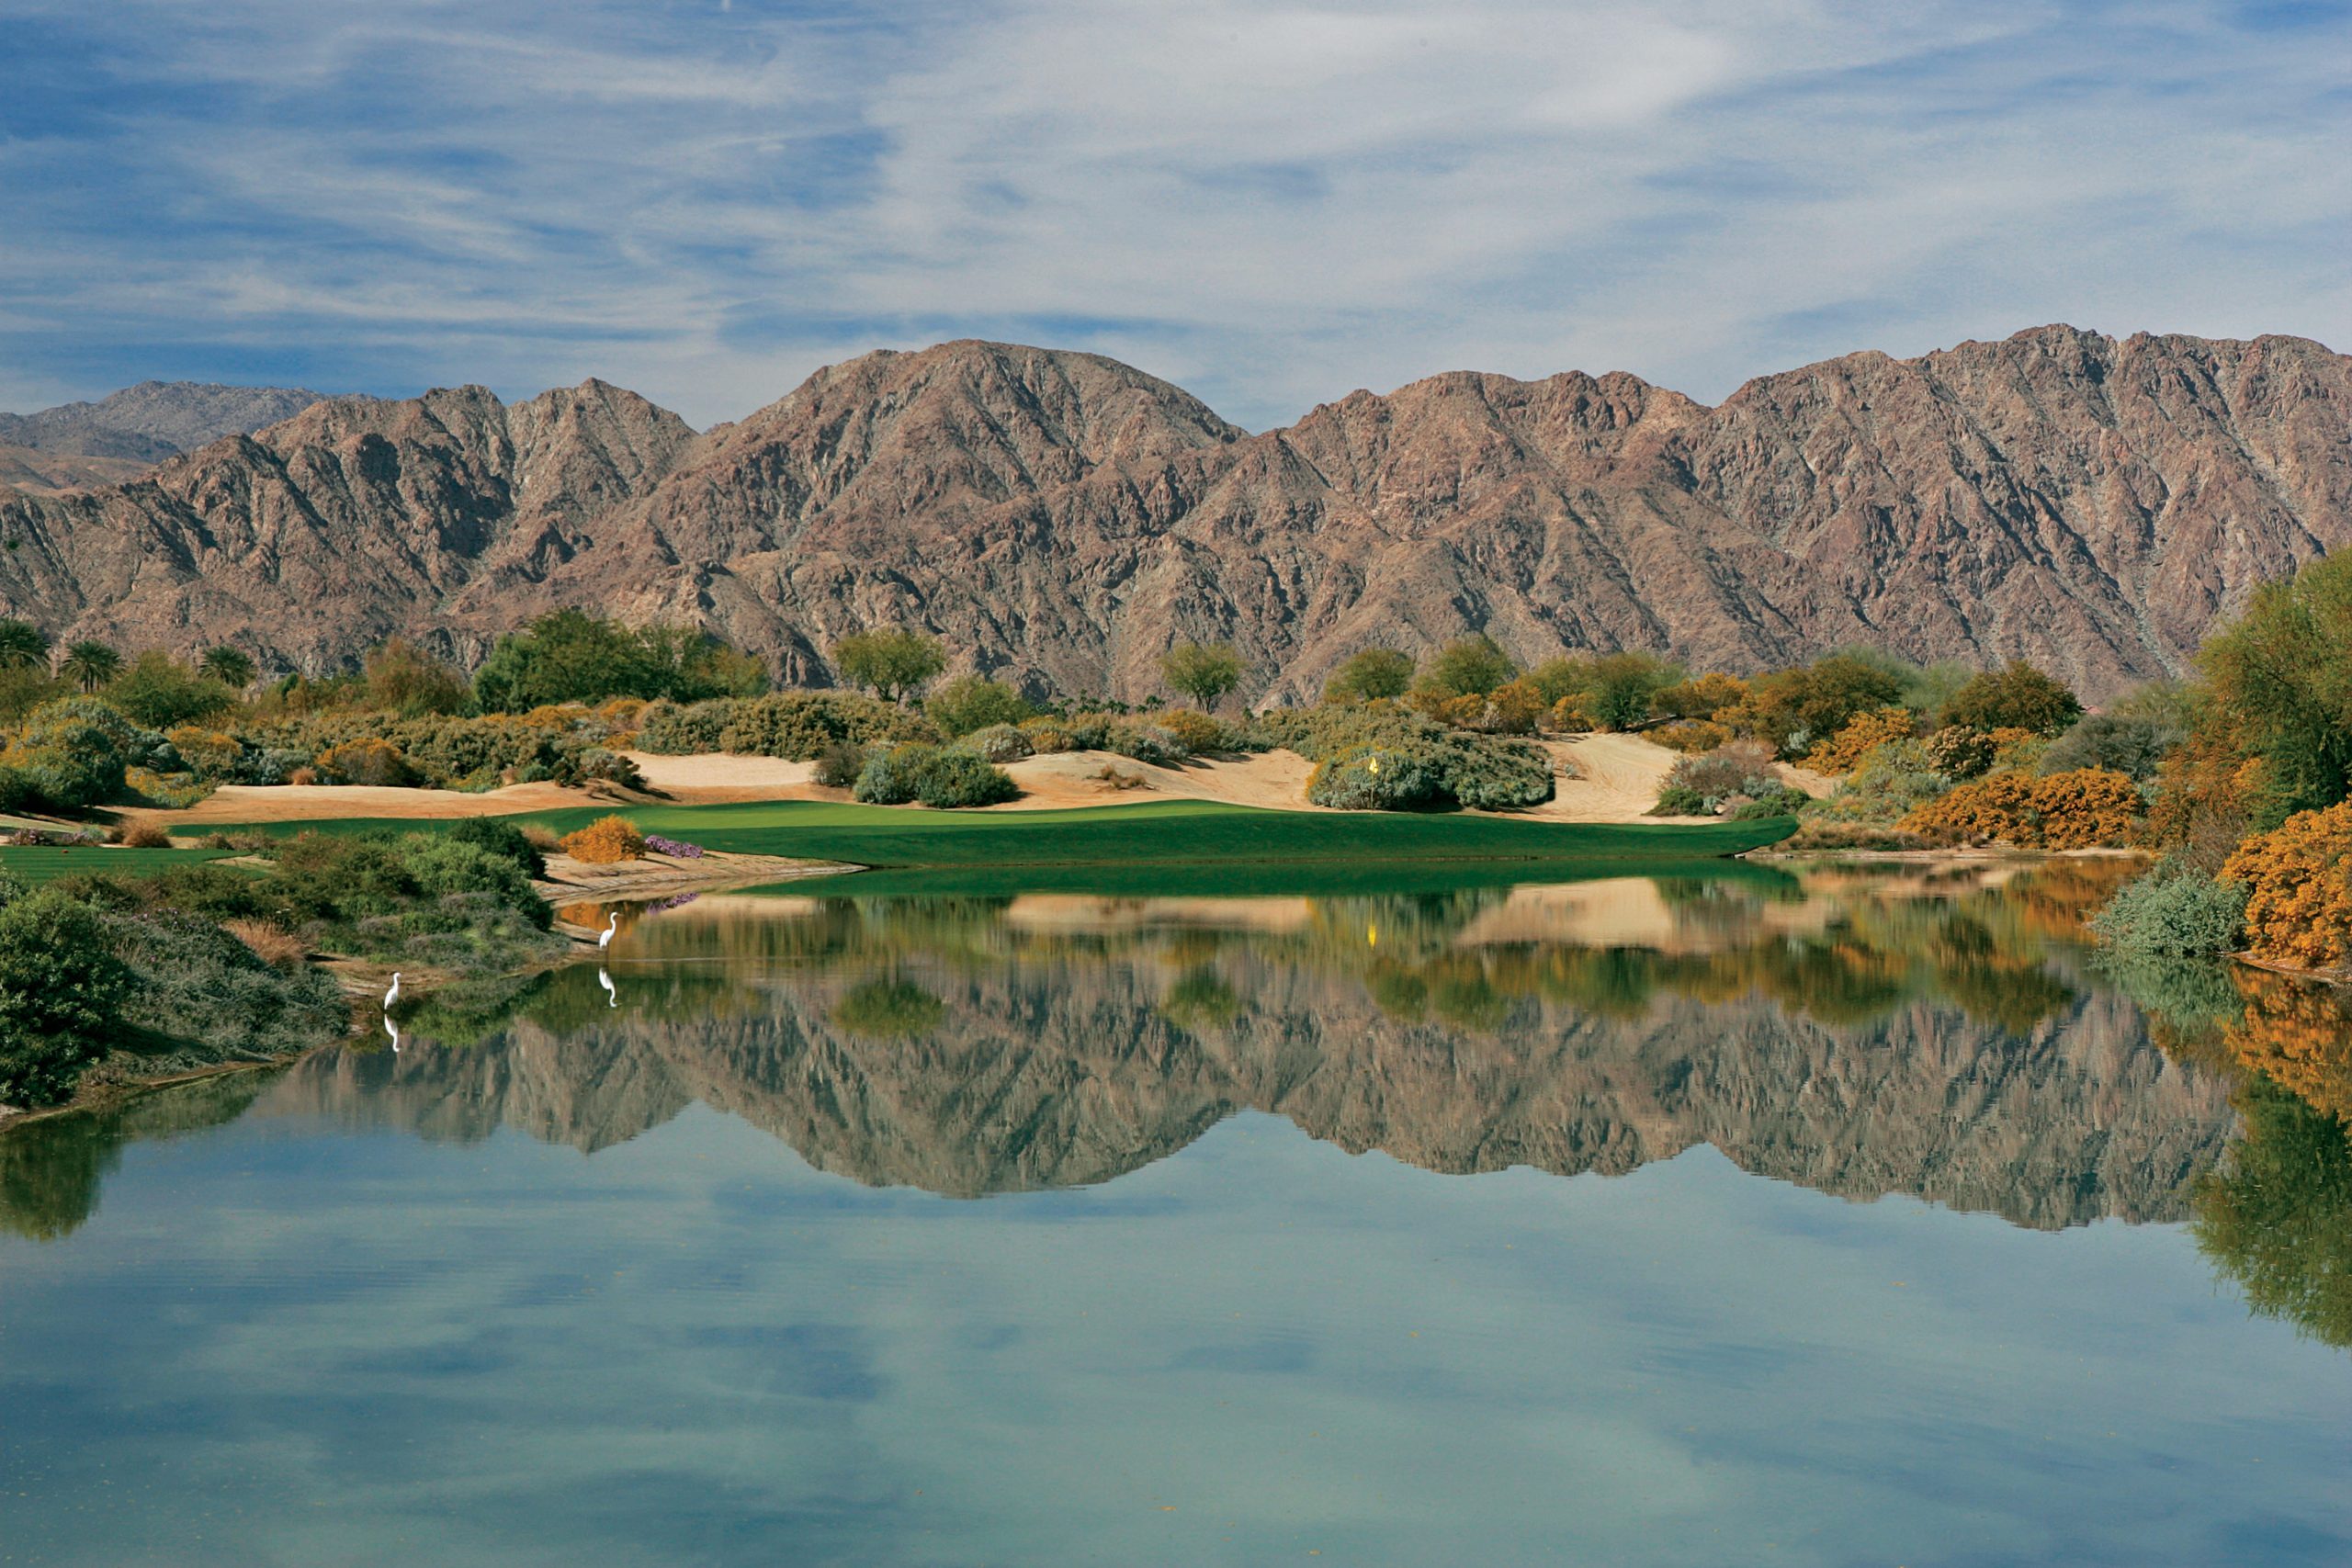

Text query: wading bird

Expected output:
[383,972,401,1010]
[598,912,618,951]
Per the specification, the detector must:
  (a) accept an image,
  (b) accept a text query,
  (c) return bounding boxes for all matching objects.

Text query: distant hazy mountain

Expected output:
[1,327,2346,698]
[0,380,329,494]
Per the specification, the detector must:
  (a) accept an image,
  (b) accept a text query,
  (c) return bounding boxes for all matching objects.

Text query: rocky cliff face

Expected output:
[262,952,2233,1230]
[5,328,2346,699]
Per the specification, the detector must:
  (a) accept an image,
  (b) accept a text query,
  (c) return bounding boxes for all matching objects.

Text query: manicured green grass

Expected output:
[199,797,1796,875]
[0,846,235,884]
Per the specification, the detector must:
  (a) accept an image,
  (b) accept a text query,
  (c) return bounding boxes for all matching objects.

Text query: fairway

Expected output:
[0,846,234,884]
[199,797,1796,874]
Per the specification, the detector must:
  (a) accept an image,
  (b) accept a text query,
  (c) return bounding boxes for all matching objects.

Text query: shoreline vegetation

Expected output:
[7,570,2352,1125]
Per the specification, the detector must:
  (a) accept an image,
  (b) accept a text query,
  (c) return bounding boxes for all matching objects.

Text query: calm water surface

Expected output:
[5,859,2349,1566]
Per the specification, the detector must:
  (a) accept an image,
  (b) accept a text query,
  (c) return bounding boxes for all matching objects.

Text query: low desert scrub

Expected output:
[223,917,309,969]
[114,818,172,848]
[560,815,646,863]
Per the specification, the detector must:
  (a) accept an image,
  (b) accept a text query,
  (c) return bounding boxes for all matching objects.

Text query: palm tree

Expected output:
[59,640,122,693]
[198,645,256,690]
[0,618,48,671]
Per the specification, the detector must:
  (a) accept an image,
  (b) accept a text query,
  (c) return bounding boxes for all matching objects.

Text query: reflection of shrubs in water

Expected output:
[832,978,946,1038]
[1367,967,1428,1021]
[1,1070,276,1241]
[1160,966,1241,1032]
[2195,1076,2352,1348]
[2221,975,2352,1123]
[2094,952,2245,1039]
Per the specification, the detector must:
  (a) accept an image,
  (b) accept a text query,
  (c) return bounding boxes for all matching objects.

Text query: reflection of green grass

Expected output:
[0,846,233,884]
[808,854,1800,900]
[201,798,1796,876]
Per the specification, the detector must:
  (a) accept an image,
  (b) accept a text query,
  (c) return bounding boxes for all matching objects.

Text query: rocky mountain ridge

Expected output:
[3,327,2346,700]
[0,380,330,495]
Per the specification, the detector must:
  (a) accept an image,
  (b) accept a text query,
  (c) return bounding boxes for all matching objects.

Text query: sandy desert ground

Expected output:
[139,733,1796,830]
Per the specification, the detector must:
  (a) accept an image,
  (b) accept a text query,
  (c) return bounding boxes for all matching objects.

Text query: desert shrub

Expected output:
[852,743,1016,807]
[1781,821,1928,852]
[1265,701,1553,811]
[699,692,937,759]
[2,718,127,810]
[1523,651,1682,732]
[396,836,549,927]
[313,737,415,788]
[1017,717,1080,755]
[1987,727,2050,773]
[914,749,1020,808]
[1306,747,1442,810]
[2090,866,2247,958]
[1805,706,1917,774]
[633,698,730,753]
[1414,637,1518,701]
[832,627,945,704]
[813,741,867,788]
[925,675,1033,738]
[1923,725,1997,781]
[1657,740,1780,812]
[1651,785,1708,817]
[223,918,309,969]
[446,816,548,880]
[1901,767,2141,849]
[854,744,933,805]
[2195,550,2352,824]
[1161,641,1245,709]
[1652,719,1730,753]
[105,651,233,729]
[1324,649,1414,703]
[1153,708,1234,754]
[164,725,248,783]
[1720,655,1905,758]
[475,609,764,710]
[0,887,131,1108]
[642,834,703,859]
[559,815,646,864]
[1656,671,1749,721]
[1805,738,1953,829]
[123,767,211,809]
[1938,660,2082,736]
[362,637,476,716]
[0,766,32,814]
[567,747,644,790]
[962,723,1033,763]
[115,818,171,849]
[1105,722,1191,766]
[2041,713,2182,783]
[1729,786,1811,820]
[2222,801,2352,972]
[104,907,348,1056]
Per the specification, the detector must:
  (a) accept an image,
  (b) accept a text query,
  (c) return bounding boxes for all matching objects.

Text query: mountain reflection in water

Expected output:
[6,858,2251,1237]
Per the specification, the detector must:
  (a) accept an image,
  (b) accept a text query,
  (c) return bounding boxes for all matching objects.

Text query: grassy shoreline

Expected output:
[186,797,1799,872]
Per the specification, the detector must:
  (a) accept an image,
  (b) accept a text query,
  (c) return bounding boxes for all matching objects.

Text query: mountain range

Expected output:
[2,326,2346,702]
[0,381,328,495]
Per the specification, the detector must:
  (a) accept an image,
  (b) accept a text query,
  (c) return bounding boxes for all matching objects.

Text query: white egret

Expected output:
[383,972,401,1010]
[597,912,618,952]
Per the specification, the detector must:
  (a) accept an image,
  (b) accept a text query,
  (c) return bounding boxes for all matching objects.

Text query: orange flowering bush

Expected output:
[1652,719,1731,753]
[1806,706,1917,775]
[1901,767,2141,849]
[314,737,415,788]
[2222,801,2352,972]
[559,814,646,864]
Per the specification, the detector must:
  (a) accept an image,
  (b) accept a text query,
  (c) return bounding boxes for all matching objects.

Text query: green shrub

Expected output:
[1306,746,1441,810]
[104,652,233,729]
[1730,786,1811,820]
[707,693,937,759]
[2041,714,2182,783]
[1264,701,1554,811]
[3,718,128,810]
[0,888,131,1108]
[103,908,346,1058]
[1651,785,1708,817]
[2090,866,2247,958]
[1105,722,1191,766]
[1656,740,1779,813]
[963,723,1033,763]
[1804,737,1952,829]
[914,750,1020,808]
[396,836,551,928]
[813,741,866,788]
[314,738,416,787]
[853,744,933,805]
[926,675,1033,738]
[447,816,548,879]
[852,742,1016,807]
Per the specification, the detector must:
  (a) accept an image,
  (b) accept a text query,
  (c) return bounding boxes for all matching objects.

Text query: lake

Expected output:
[5,857,2349,1566]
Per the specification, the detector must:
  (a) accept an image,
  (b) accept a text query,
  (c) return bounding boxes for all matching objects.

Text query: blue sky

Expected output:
[1,0,2346,430]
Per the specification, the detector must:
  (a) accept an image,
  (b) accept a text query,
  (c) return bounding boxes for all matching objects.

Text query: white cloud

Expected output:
[0,0,2344,428]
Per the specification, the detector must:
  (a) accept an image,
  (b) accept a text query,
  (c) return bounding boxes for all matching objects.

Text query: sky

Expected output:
[0,0,2346,432]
